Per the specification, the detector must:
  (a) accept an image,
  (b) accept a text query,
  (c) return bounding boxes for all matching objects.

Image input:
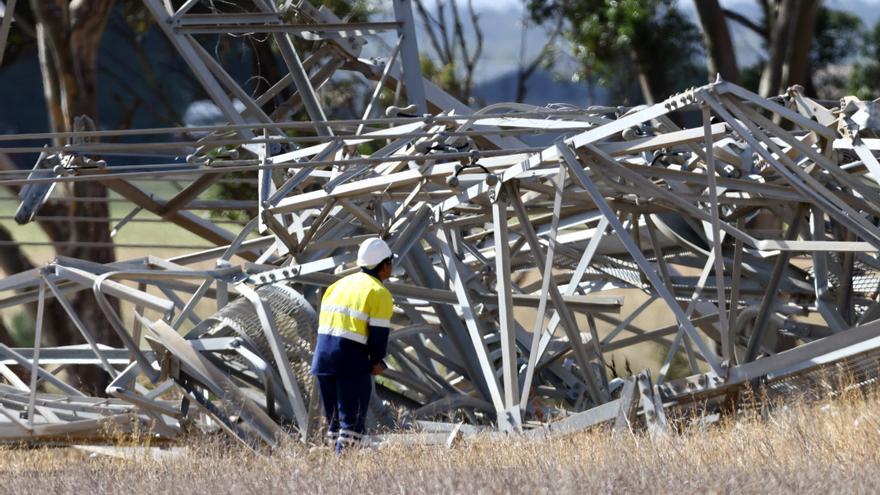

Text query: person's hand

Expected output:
[371,362,386,375]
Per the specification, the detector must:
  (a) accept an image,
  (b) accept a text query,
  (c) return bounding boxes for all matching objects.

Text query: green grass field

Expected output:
[0,181,236,261]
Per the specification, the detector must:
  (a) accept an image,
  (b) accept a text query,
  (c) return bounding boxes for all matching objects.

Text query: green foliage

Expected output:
[355,142,379,156]
[420,56,439,81]
[738,62,763,94]
[665,349,692,380]
[280,0,375,22]
[207,172,258,222]
[10,312,35,346]
[811,8,864,69]
[420,55,466,103]
[418,44,472,101]
[116,0,155,36]
[850,22,880,100]
[528,0,702,102]
[650,342,692,380]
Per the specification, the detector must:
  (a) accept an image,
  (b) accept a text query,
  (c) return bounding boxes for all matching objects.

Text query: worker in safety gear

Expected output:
[310,237,395,453]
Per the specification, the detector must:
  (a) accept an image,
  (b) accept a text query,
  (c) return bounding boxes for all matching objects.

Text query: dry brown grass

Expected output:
[2,388,880,494]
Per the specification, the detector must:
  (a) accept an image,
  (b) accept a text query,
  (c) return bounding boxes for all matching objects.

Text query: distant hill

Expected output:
[473,68,610,107]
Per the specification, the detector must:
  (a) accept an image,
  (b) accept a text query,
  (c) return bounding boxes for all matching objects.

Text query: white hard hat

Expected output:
[357,237,394,268]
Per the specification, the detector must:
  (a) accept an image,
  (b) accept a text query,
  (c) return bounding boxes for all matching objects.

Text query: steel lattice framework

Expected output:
[0,0,878,450]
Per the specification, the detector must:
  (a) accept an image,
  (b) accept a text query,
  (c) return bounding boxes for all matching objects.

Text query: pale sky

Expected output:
[418,0,880,12]
[393,0,880,83]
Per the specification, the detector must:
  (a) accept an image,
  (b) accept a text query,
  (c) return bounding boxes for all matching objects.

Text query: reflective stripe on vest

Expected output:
[321,304,370,322]
[368,318,391,327]
[317,324,369,344]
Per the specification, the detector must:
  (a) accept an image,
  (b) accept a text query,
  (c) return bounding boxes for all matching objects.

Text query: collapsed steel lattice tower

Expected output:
[0,1,879,449]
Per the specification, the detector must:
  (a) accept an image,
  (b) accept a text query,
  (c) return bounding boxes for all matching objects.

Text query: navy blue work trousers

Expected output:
[316,373,372,443]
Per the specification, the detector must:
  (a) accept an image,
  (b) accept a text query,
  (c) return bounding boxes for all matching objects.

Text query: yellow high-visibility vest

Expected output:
[318,272,393,344]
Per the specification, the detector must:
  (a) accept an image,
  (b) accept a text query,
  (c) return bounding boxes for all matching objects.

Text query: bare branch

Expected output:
[436,0,453,63]
[516,8,563,102]
[723,8,768,40]
[449,0,468,95]
[467,0,484,66]
[414,0,447,64]
[414,0,485,101]
[524,15,562,78]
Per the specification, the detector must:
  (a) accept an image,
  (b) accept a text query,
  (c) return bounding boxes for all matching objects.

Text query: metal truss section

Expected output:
[0,2,879,448]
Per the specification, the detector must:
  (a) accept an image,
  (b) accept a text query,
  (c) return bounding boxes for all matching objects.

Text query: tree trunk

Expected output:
[780,0,818,92]
[695,0,739,84]
[759,0,795,97]
[0,224,31,345]
[758,0,818,97]
[632,42,667,105]
[29,0,121,395]
[636,70,657,105]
